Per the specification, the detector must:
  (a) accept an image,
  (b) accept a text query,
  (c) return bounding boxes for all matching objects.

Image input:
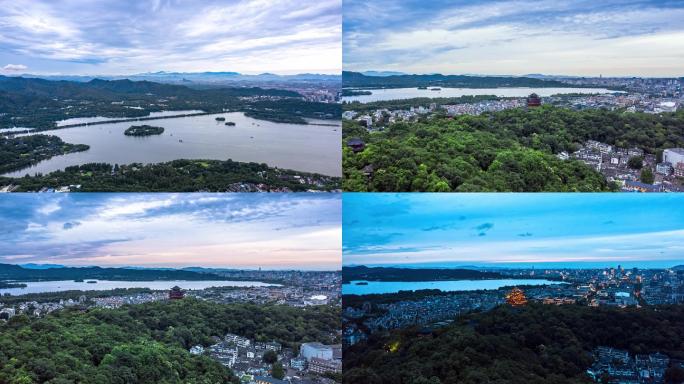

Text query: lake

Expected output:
[0,280,279,296]
[342,279,563,295]
[341,87,620,103]
[55,110,205,126]
[4,112,341,177]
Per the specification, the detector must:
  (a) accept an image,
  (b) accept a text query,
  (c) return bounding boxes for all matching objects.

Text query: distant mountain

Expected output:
[342,265,504,283]
[0,75,301,102]
[0,263,226,281]
[9,71,341,85]
[361,71,407,77]
[673,265,684,271]
[343,71,573,89]
[19,263,65,269]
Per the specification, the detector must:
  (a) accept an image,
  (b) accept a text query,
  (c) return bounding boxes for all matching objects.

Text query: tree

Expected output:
[665,365,684,384]
[263,350,277,364]
[628,156,643,170]
[271,362,285,380]
[640,168,655,184]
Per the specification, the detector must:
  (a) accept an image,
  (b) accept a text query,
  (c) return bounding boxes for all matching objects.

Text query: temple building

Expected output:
[526,93,542,107]
[169,286,185,300]
[505,287,528,306]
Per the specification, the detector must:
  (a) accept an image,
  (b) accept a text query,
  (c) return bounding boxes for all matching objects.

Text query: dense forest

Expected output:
[343,303,684,384]
[1,160,340,192]
[0,299,340,384]
[0,135,89,174]
[0,76,338,129]
[342,266,504,283]
[343,107,684,192]
[342,71,594,89]
[0,263,227,282]
[123,125,164,136]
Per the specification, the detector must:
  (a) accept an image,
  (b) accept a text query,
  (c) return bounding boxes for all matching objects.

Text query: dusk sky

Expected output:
[344,194,684,269]
[344,0,684,77]
[0,193,341,270]
[0,0,341,75]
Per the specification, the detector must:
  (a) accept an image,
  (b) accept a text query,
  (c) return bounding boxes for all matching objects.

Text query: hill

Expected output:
[0,76,338,129]
[0,263,226,282]
[342,266,503,283]
[342,71,578,89]
[344,303,684,384]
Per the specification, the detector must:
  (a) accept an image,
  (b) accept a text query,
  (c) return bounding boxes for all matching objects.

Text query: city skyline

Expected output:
[343,193,684,269]
[344,0,684,77]
[0,193,341,269]
[0,0,341,75]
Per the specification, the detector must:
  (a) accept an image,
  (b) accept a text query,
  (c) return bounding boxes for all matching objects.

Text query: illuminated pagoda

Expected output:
[169,286,185,300]
[526,93,542,107]
[505,287,528,306]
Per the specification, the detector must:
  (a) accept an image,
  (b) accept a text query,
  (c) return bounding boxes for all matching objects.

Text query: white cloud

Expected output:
[2,63,27,71]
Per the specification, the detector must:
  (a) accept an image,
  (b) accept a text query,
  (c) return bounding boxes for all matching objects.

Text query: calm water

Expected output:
[0,280,279,296]
[342,279,563,295]
[55,110,205,126]
[342,87,620,103]
[0,127,33,133]
[5,112,341,177]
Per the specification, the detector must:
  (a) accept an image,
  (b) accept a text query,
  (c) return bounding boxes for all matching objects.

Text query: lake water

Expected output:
[342,87,620,103]
[55,110,205,126]
[4,112,341,177]
[342,279,563,295]
[0,127,33,133]
[0,279,279,296]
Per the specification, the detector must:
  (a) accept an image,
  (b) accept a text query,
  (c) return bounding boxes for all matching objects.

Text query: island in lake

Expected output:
[123,125,164,136]
[342,89,373,97]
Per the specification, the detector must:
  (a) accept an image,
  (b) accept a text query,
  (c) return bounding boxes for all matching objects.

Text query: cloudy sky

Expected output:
[344,193,684,269]
[0,193,341,269]
[0,0,341,75]
[344,0,684,76]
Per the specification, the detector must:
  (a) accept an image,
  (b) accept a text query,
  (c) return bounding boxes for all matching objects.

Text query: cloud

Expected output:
[344,0,684,76]
[342,193,684,268]
[0,193,341,269]
[0,0,341,75]
[37,201,62,215]
[2,64,27,71]
[475,223,494,231]
[62,221,81,230]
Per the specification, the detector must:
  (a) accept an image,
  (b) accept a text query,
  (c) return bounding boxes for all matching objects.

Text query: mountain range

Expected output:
[2,71,341,85]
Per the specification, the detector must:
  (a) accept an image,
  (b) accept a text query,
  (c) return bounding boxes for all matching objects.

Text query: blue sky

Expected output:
[344,0,684,76]
[343,193,684,269]
[0,0,341,75]
[0,193,341,269]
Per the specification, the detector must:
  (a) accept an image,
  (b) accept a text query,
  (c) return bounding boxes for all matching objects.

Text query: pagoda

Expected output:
[505,287,528,306]
[169,286,185,300]
[526,93,542,107]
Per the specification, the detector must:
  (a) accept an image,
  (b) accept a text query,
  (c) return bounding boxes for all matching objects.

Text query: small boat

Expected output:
[179,139,183,143]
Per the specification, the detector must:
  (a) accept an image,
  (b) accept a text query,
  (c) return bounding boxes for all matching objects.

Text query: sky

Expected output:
[343,193,684,269]
[343,0,684,77]
[0,0,341,75]
[0,193,341,270]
